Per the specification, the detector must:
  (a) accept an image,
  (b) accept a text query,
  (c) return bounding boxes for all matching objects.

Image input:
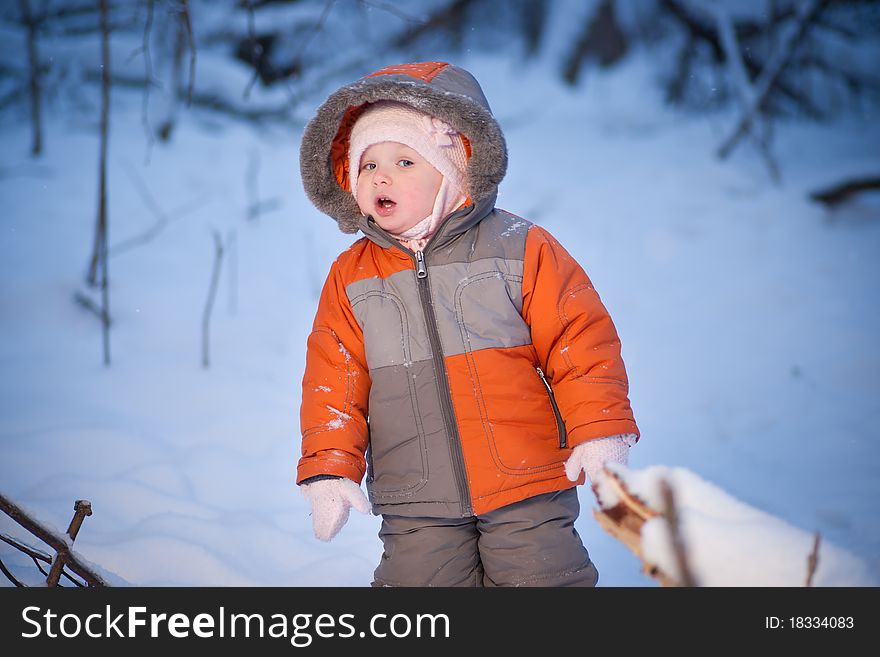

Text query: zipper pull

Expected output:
[536,366,551,390]
[415,250,427,279]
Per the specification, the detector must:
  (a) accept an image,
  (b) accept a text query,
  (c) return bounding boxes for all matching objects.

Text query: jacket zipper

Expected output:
[536,366,567,448]
[414,249,472,516]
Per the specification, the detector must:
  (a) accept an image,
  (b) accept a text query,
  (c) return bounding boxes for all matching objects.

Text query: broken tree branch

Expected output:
[806,532,821,587]
[0,557,24,587]
[0,492,110,587]
[201,229,224,369]
[809,176,880,207]
[85,0,113,366]
[109,158,208,257]
[179,0,196,106]
[659,478,697,587]
[713,4,781,182]
[45,500,92,587]
[18,0,43,156]
[717,0,829,161]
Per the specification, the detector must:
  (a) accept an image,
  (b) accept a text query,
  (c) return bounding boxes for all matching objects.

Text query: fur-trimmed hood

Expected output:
[299,62,507,234]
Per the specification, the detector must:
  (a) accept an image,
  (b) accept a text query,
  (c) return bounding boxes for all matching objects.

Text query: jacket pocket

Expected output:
[365,364,429,496]
[536,366,567,448]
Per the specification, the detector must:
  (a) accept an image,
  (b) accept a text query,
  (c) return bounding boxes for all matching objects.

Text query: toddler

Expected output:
[297,61,639,586]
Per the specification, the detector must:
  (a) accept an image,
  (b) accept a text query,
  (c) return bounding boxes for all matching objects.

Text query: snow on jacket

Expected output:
[297,62,639,517]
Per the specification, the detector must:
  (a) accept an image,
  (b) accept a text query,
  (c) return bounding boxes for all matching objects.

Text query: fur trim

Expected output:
[300,66,508,233]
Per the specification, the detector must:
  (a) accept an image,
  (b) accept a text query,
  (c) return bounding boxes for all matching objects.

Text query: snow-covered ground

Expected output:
[1,21,878,586]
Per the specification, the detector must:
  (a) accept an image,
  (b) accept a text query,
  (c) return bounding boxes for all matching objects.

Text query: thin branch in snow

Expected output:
[137,0,157,157]
[202,229,225,369]
[74,290,112,326]
[244,149,281,221]
[357,0,424,25]
[712,4,781,183]
[246,148,260,221]
[0,532,86,587]
[806,532,821,587]
[0,493,109,587]
[659,478,697,587]
[109,158,209,257]
[45,500,92,587]
[809,176,880,208]
[179,0,196,106]
[19,0,43,156]
[716,1,828,164]
[226,228,237,316]
[0,557,24,587]
[242,0,260,100]
[85,0,113,367]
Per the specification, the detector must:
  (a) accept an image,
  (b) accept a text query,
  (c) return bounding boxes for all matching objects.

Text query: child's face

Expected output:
[355,142,442,235]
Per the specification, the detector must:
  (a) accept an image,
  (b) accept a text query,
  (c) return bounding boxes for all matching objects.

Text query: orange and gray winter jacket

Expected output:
[297,62,639,517]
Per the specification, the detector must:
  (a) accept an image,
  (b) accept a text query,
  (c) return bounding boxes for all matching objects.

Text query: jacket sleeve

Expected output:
[296,257,371,485]
[521,225,639,448]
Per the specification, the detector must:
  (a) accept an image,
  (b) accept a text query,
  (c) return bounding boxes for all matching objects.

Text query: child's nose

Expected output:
[373,167,391,185]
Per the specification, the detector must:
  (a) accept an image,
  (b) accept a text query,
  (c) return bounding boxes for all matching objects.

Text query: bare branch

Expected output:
[226,228,237,316]
[0,557,25,587]
[0,492,110,587]
[713,4,781,183]
[562,0,628,85]
[74,290,111,325]
[46,500,92,587]
[717,0,830,161]
[202,230,225,369]
[242,0,260,99]
[179,0,196,106]
[140,0,156,154]
[393,0,473,49]
[659,478,697,587]
[109,159,209,257]
[358,0,424,24]
[82,69,295,123]
[18,0,43,156]
[809,175,880,207]
[806,532,821,586]
[85,0,113,366]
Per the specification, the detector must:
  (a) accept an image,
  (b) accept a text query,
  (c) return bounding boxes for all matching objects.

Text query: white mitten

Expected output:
[564,433,638,485]
[301,478,371,542]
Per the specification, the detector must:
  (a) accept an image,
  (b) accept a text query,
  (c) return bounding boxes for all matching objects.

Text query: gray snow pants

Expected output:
[371,488,599,587]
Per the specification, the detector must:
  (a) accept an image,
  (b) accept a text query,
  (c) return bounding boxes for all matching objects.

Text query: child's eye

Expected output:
[362,162,376,171]
[397,159,414,167]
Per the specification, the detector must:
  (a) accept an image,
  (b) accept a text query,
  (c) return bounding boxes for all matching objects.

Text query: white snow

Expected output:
[1,5,879,587]
[596,464,876,586]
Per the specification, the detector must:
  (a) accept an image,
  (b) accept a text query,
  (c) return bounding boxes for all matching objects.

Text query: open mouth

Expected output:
[374,195,396,215]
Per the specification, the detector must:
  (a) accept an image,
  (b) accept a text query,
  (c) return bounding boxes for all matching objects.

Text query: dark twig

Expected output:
[0,557,24,587]
[226,228,237,316]
[242,0,260,99]
[659,478,697,587]
[562,0,628,85]
[717,0,830,161]
[74,290,111,325]
[806,532,821,587]
[202,230,224,369]
[46,500,92,587]
[393,0,473,49]
[18,0,42,156]
[140,0,156,155]
[179,0,196,106]
[86,0,113,367]
[83,69,294,123]
[809,176,880,207]
[0,493,110,587]
[109,159,209,257]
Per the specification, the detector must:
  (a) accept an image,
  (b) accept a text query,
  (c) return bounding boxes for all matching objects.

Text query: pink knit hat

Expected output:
[348,100,469,200]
